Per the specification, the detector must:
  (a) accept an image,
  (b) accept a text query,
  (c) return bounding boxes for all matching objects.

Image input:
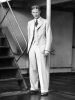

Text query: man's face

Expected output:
[31,8,40,19]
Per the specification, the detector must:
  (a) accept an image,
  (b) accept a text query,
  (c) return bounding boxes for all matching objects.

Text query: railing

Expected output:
[0,8,9,25]
[0,1,27,61]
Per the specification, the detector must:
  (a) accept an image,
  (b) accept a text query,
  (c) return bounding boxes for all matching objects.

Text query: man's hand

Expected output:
[44,50,50,56]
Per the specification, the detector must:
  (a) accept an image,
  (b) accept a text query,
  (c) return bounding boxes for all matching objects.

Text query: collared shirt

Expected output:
[34,17,41,27]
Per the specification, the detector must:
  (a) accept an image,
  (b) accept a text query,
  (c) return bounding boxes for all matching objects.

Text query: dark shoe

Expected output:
[29,90,39,95]
[41,92,48,96]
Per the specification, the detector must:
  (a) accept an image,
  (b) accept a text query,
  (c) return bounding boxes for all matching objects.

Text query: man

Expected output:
[27,5,52,96]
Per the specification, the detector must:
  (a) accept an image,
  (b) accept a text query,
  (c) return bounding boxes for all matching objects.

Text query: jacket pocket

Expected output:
[39,44,45,53]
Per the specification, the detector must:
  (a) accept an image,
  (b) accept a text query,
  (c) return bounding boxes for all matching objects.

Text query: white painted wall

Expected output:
[51,11,73,67]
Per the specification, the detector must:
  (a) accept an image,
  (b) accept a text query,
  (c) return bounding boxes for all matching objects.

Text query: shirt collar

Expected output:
[34,17,41,23]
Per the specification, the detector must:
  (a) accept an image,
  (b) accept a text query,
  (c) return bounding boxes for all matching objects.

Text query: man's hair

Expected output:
[31,5,40,11]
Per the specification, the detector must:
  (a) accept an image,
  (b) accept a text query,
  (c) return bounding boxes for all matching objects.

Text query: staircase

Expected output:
[0,28,27,96]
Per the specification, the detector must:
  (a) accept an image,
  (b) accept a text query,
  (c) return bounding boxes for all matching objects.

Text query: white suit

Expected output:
[27,17,52,93]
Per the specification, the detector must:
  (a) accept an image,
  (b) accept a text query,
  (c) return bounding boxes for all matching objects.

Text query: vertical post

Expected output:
[46,0,52,69]
[46,0,51,26]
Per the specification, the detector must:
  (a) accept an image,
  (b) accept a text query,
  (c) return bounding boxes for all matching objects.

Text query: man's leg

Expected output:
[29,46,39,91]
[36,48,50,93]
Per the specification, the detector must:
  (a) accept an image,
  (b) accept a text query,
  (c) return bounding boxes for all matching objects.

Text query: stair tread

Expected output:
[0,56,14,58]
[0,67,18,70]
[0,77,22,82]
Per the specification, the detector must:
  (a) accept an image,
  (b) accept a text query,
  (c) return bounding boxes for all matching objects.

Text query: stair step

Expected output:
[0,56,14,58]
[0,37,7,46]
[0,67,18,70]
[0,78,23,93]
[0,56,15,66]
[0,77,22,82]
[0,65,16,68]
[0,69,20,79]
[0,46,10,56]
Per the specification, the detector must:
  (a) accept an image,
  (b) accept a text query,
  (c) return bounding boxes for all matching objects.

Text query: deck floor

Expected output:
[0,91,75,100]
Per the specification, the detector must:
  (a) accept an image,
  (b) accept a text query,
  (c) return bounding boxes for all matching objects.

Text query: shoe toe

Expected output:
[41,92,48,96]
[30,90,39,95]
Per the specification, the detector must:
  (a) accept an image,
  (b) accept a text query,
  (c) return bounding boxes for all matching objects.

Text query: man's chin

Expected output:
[34,16,40,19]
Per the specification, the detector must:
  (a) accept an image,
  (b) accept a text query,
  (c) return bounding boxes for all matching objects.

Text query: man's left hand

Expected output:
[44,50,50,56]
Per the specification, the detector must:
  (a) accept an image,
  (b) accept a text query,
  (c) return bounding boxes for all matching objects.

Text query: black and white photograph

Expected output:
[0,0,75,100]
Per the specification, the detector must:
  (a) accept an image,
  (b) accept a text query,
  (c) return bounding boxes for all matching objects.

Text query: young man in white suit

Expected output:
[27,5,52,96]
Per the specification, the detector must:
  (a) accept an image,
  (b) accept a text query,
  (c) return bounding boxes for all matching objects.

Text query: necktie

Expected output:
[35,19,38,27]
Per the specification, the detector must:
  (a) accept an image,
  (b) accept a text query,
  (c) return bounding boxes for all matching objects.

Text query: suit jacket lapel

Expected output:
[31,20,35,33]
[28,20,35,52]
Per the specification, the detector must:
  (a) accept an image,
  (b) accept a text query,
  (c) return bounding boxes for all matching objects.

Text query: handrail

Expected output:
[0,8,9,25]
[0,3,23,53]
[6,1,27,49]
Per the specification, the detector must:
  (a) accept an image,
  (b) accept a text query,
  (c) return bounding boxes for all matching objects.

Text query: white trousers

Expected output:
[29,44,50,93]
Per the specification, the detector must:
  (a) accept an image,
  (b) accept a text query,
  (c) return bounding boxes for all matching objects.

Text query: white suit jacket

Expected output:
[27,17,52,53]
